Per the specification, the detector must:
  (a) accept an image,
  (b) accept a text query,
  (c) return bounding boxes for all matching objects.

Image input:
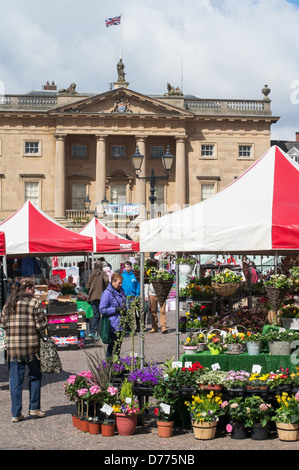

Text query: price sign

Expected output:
[252,364,262,374]
[211,363,220,370]
[160,403,171,415]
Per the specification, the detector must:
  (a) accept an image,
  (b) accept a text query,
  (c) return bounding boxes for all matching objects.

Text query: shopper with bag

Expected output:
[0,278,47,422]
[99,273,126,358]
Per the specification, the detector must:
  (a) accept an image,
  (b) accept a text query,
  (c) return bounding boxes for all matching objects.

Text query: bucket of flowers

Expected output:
[272,392,299,441]
[185,390,225,440]
[279,303,299,329]
[211,269,242,297]
[245,331,264,355]
[264,328,299,355]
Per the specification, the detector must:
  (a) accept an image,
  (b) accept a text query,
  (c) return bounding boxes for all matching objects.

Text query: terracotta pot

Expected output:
[157,420,174,438]
[80,418,89,432]
[192,421,217,440]
[199,384,222,391]
[101,422,115,437]
[276,422,299,441]
[115,413,138,436]
[72,414,80,429]
[88,420,101,435]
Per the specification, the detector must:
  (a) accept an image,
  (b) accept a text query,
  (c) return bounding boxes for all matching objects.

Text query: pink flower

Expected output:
[221,401,229,409]
[226,424,233,433]
[90,385,101,395]
[295,391,299,402]
[78,388,89,397]
[67,375,77,385]
[107,386,118,396]
[230,403,239,409]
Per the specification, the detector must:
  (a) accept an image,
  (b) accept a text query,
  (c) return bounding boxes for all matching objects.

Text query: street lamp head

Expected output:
[131,146,144,176]
[162,145,175,176]
[84,194,91,211]
[101,195,109,212]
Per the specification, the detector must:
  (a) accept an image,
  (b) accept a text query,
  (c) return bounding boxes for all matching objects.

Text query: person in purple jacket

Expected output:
[99,273,126,357]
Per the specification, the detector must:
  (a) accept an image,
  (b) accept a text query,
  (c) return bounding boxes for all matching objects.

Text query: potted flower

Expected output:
[147,268,175,307]
[243,395,273,440]
[206,330,224,355]
[272,391,299,441]
[175,361,205,396]
[197,369,227,391]
[264,274,292,312]
[128,361,164,395]
[264,328,299,355]
[223,329,246,354]
[267,367,293,394]
[114,379,146,436]
[223,370,250,395]
[175,254,197,275]
[153,377,179,438]
[245,331,264,355]
[279,303,299,329]
[99,385,119,437]
[63,374,86,429]
[221,397,248,439]
[182,333,206,354]
[211,269,242,297]
[185,390,225,440]
[246,372,270,396]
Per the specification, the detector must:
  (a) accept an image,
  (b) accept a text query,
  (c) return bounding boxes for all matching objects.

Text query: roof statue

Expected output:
[58,83,78,94]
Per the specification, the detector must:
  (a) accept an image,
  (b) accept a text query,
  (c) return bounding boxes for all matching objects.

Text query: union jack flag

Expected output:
[105,15,121,27]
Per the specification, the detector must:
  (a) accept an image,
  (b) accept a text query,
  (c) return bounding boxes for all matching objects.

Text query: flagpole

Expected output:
[120,14,123,59]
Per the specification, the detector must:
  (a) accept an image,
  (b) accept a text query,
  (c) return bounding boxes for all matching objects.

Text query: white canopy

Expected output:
[140,146,299,255]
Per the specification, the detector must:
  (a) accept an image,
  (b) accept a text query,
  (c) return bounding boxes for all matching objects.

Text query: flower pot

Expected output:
[115,413,138,436]
[231,422,248,439]
[246,341,262,355]
[276,422,299,441]
[179,264,193,275]
[72,414,80,429]
[192,421,217,440]
[199,384,222,391]
[157,420,174,438]
[226,343,243,354]
[251,423,269,440]
[152,280,173,308]
[281,318,299,330]
[88,420,101,435]
[269,341,292,355]
[183,345,198,355]
[101,422,115,437]
[80,418,89,432]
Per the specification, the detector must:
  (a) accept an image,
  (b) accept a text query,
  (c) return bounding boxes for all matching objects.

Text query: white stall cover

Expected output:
[140,146,299,255]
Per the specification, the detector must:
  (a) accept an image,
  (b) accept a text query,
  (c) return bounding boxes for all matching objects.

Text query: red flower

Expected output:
[154,407,159,416]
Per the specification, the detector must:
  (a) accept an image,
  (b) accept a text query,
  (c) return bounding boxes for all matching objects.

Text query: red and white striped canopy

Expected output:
[140,146,299,254]
[0,231,5,255]
[0,201,93,255]
[80,217,140,253]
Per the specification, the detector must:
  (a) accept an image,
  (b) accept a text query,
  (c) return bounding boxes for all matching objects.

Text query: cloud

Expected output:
[0,0,299,140]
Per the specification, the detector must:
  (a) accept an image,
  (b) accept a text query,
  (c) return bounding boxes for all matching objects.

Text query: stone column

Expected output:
[135,137,147,220]
[55,134,66,219]
[95,135,107,215]
[175,137,186,209]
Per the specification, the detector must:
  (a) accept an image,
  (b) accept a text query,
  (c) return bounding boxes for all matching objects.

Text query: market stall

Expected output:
[0,201,94,347]
[139,145,299,362]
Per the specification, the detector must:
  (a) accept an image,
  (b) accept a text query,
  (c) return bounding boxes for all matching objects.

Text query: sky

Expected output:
[1,0,299,141]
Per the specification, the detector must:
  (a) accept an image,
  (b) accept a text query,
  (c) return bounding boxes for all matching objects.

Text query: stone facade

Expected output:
[0,73,279,236]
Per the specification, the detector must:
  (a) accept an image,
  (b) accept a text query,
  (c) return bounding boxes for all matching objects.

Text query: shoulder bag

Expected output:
[39,335,62,374]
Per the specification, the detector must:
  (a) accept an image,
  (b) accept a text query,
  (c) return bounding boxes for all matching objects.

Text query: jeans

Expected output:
[90,300,101,334]
[9,356,42,418]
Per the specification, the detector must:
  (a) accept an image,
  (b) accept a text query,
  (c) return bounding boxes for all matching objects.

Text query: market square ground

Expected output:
[0,311,298,452]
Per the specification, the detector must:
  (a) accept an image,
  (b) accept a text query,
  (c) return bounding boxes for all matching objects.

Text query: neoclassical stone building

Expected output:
[0,63,279,236]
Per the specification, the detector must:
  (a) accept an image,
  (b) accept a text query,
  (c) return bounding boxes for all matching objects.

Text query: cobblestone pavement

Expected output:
[0,311,298,453]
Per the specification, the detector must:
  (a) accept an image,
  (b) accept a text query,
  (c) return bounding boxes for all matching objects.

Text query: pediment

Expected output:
[50,87,193,117]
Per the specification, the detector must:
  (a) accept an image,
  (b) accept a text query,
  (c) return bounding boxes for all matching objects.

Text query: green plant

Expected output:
[247,372,270,388]
[267,368,293,388]
[146,267,175,282]
[243,395,273,428]
[185,390,225,423]
[244,331,264,342]
[223,370,250,390]
[280,303,299,318]
[264,274,292,289]
[212,269,242,284]
[272,392,299,424]
[224,330,246,344]
[175,362,205,388]
[153,377,179,422]
[197,369,227,387]
[175,254,197,267]
[264,329,299,343]
[221,396,248,423]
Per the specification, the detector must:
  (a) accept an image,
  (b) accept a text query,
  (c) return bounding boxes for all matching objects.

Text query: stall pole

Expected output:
[139,251,145,368]
[175,252,180,361]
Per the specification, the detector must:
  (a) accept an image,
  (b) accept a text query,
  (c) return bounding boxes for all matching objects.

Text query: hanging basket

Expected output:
[211,282,239,297]
[133,270,149,284]
[265,286,288,311]
[152,280,174,308]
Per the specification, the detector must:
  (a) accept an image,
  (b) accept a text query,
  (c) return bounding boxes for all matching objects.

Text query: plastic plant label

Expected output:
[101,404,113,416]
[160,403,171,415]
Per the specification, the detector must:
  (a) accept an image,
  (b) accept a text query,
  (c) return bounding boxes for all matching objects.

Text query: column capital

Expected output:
[175,135,188,142]
[54,133,67,141]
[95,134,108,141]
[135,135,148,143]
